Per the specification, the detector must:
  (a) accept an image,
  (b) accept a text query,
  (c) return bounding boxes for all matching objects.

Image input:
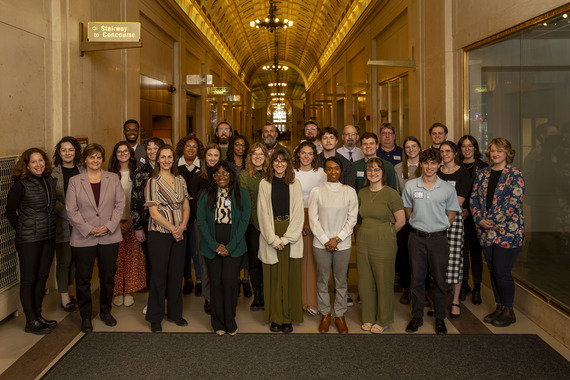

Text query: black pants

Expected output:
[483,245,520,308]
[462,218,483,284]
[408,232,449,319]
[206,253,241,333]
[145,231,186,324]
[72,243,119,319]
[17,239,55,323]
[245,223,263,293]
[396,223,412,288]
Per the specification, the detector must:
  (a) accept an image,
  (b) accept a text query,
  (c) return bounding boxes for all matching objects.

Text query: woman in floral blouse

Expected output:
[470,137,524,328]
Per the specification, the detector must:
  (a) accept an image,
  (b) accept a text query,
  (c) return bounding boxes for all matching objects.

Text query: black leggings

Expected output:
[17,239,56,323]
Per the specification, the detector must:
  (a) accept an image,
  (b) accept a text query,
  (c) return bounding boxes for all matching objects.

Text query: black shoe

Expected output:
[250,291,263,311]
[484,304,503,324]
[281,323,293,333]
[25,320,51,335]
[60,302,77,312]
[151,322,162,332]
[195,282,202,297]
[405,317,423,333]
[471,290,482,305]
[81,318,93,334]
[492,307,516,327]
[459,282,472,302]
[167,317,188,327]
[450,303,460,319]
[399,288,411,305]
[270,322,282,332]
[38,316,58,328]
[243,281,252,298]
[182,280,194,295]
[204,300,211,315]
[100,313,117,327]
[435,318,447,334]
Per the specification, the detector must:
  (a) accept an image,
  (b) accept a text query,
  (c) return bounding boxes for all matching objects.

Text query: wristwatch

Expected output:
[335,236,342,243]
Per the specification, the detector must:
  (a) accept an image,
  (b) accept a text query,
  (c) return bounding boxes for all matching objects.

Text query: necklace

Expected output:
[462,162,475,170]
[369,186,384,202]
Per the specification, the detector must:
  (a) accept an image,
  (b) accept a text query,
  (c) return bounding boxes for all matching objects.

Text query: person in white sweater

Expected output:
[308,156,358,334]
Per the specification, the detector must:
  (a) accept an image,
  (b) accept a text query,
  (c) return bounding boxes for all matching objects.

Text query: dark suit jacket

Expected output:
[66,170,125,247]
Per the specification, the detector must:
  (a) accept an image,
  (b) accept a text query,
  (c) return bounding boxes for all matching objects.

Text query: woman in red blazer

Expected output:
[66,143,125,333]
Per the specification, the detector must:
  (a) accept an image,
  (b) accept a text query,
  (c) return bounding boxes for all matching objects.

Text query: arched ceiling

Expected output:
[174,0,372,102]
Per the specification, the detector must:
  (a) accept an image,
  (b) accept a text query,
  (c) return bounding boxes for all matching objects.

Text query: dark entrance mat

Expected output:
[42,333,569,379]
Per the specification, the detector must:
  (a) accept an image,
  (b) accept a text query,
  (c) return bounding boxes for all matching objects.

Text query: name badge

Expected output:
[447,180,456,188]
[224,199,231,207]
[413,191,424,199]
[394,155,401,160]
[356,171,365,178]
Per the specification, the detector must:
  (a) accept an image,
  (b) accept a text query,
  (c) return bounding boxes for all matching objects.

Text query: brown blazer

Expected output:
[66,170,125,247]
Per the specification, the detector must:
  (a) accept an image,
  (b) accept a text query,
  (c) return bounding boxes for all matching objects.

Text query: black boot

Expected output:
[242,280,252,298]
[484,304,503,323]
[458,282,471,301]
[25,320,51,335]
[492,306,516,327]
[250,291,262,311]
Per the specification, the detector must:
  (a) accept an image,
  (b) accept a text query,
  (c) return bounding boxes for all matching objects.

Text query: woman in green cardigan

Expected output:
[197,160,251,335]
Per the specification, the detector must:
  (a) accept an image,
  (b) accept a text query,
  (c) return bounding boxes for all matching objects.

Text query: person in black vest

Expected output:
[5,148,57,334]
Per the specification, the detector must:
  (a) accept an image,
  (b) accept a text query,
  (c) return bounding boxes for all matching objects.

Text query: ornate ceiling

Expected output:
[174,0,372,103]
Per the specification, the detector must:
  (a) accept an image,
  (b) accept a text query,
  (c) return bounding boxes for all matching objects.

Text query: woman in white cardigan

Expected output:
[258,148,304,333]
[308,156,358,334]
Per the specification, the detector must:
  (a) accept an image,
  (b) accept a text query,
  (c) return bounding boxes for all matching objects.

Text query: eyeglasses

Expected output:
[185,145,198,150]
[234,142,246,147]
[252,152,265,157]
[213,172,230,178]
[304,127,317,131]
[343,132,358,137]
[218,128,230,133]
[117,150,130,155]
[274,160,288,166]
[366,168,382,173]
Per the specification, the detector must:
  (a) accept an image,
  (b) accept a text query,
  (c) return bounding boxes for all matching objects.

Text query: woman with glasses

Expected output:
[197,161,250,335]
[109,141,146,308]
[292,141,326,317]
[52,137,83,313]
[226,134,250,176]
[144,145,190,332]
[258,148,304,333]
[238,143,270,311]
[357,158,405,333]
[457,135,488,305]
[308,157,358,333]
[471,138,524,327]
[393,136,422,305]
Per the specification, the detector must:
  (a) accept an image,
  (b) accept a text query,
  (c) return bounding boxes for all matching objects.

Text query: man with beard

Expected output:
[262,122,290,157]
[213,121,233,158]
[376,123,403,166]
[301,120,323,153]
[337,124,364,162]
[111,119,145,168]
[317,127,356,189]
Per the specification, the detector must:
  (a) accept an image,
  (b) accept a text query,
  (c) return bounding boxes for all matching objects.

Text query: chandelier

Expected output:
[250,0,293,33]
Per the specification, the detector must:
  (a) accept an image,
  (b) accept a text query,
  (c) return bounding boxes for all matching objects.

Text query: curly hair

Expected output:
[293,141,320,170]
[108,141,137,180]
[419,148,442,164]
[175,135,204,160]
[265,148,295,184]
[244,143,269,178]
[486,137,516,165]
[364,157,386,186]
[151,145,179,178]
[53,136,82,167]
[203,160,243,210]
[226,134,250,165]
[13,148,53,180]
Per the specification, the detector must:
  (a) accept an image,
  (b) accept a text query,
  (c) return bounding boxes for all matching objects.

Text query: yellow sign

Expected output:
[88,22,141,42]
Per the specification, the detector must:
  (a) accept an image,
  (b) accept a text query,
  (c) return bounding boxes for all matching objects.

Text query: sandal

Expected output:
[370,324,385,334]
[361,323,372,331]
[450,303,461,319]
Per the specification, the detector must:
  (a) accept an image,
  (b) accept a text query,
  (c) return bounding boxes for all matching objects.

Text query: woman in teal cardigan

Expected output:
[197,160,251,335]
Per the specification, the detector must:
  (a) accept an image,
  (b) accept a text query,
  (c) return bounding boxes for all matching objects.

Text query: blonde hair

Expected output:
[486,137,515,164]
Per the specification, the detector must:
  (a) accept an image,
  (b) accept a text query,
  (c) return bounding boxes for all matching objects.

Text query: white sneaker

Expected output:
[142,305,147,314]
[124,294,135,307]
[113,294,124,306]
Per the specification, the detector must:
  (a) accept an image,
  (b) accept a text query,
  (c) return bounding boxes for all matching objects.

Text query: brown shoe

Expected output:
[335,316,348,334]
[318,313,331,333]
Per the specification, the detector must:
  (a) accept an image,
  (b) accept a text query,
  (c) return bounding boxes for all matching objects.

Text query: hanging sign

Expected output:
[88,22,141,42]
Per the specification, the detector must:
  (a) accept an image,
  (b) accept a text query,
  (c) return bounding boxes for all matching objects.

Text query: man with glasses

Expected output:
[337,125,364,162]
[214,122,233,158]
[301,120,323,154]
[376,123,403,166]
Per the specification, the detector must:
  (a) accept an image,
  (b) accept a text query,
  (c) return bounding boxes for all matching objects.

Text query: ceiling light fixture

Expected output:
[268,83,287,87]
[250,0,293,33]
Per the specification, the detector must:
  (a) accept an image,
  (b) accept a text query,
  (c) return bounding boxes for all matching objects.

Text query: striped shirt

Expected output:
[144,175,189,233]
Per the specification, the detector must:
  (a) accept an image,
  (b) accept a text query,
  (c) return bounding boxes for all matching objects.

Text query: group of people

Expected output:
[5,118,524,336]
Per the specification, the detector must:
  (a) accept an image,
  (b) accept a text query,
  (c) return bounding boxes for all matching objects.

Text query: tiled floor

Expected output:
[0,278,568,379]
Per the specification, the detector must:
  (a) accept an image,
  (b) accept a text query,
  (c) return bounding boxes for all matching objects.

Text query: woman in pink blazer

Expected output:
[66,143,125,333]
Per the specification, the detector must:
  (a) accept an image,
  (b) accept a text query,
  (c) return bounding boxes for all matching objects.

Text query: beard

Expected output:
[264,135,277,146]
[345,140,356,149]
[304,134,317,142]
